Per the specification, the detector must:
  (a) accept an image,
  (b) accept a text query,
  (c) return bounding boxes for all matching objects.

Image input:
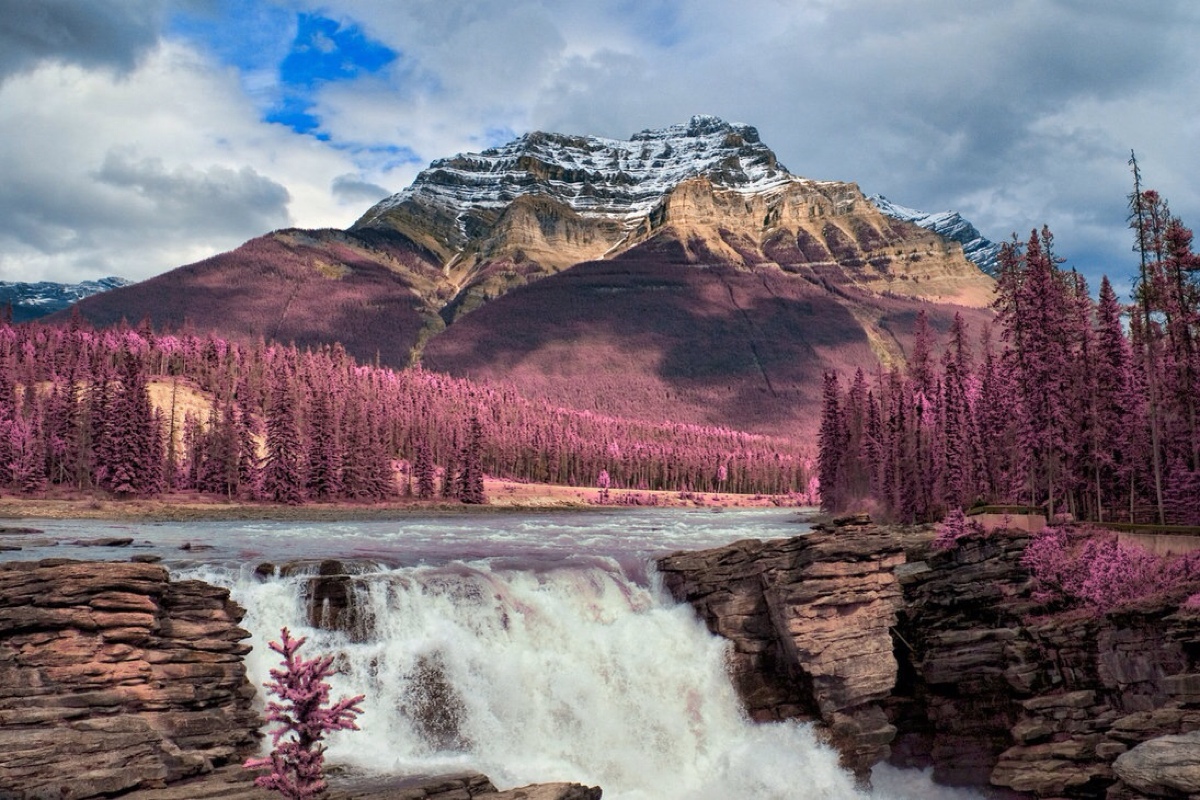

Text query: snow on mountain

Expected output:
[358,115,808,237]
[0,277,132,322]
[870,195,1002,277]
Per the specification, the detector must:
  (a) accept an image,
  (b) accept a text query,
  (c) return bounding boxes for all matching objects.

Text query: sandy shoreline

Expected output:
[0,479,796,522]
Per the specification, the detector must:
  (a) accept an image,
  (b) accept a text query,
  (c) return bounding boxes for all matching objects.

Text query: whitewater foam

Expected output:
[190,551,980,800]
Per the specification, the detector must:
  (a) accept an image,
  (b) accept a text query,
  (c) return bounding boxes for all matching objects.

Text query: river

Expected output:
[1,507,977,799]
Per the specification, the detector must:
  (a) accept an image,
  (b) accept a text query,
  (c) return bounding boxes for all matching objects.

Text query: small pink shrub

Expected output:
[244,628,365,799]
[932,508,984,551]
[1023,527,1200,613]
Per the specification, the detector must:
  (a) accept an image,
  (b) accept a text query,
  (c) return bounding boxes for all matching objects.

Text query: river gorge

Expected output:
[3,509,1198,798]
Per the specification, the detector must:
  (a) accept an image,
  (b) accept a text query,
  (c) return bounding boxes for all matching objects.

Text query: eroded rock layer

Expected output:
[0,559,259,799]
[658,521,1200,798]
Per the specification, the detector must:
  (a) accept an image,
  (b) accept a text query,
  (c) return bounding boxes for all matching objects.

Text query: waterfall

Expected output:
[194,557,977,800]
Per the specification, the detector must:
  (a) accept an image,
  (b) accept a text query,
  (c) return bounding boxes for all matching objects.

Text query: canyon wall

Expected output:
[658,518,1200,798]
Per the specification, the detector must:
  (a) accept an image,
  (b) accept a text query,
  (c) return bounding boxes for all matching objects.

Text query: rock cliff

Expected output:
[0,559,259,799]
[658,520,1200,797]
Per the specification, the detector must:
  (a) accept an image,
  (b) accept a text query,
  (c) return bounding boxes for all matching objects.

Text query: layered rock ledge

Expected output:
[658,519,1200,798]
[0,559,260,799]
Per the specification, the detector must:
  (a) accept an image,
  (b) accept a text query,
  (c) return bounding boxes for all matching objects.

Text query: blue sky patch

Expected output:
[169,1,295,79]
[271,12,398,136]
[170,4,397,138]
[280,13,396,88]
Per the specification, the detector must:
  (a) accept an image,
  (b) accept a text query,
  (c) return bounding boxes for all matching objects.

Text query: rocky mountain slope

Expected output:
[57,117,996,436]
[0,276,129,322]
[870,194,1003,276]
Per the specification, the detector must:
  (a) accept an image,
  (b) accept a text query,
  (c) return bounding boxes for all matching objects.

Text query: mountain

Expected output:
[870,195,1003,277]
[354,115,994,320]
[0,277,130,323]
[57,117,996,437]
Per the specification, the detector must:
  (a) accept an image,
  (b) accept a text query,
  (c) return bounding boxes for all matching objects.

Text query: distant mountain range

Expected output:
[0,277,131,323]
[53,117,997,437]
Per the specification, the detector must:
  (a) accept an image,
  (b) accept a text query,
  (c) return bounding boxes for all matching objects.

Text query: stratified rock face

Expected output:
[659,523,1200,798]
[356,116,792,262]
[896,535,1200,798]
[658,519,906,776]
[0,559,259,800]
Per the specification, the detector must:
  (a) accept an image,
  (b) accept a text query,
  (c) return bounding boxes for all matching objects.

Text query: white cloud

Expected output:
[0,40,364,282]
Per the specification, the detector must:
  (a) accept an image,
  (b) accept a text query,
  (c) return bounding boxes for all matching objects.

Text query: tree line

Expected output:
[818,168,1200,525]
[0,317,813,503]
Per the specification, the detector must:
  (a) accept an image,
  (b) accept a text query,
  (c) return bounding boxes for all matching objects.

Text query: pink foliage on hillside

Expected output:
[932,507,984,551]
[0,319,814,500]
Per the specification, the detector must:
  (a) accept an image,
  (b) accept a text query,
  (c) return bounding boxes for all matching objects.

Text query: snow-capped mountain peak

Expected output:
[0,277,131,322]
[357,115,800,237]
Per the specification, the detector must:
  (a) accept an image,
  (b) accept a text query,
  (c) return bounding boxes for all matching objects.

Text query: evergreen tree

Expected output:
[413,441,435,500]
[261,360,307,505]
[458,416,486,504]
[817,372,846,512]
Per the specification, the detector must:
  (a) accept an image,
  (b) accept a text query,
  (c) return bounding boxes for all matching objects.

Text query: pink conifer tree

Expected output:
[413,440,436,500]
[261,359,307,505]
[817,372,846,512]
[244,628,364,799]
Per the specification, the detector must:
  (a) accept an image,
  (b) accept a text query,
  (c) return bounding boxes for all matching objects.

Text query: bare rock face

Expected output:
[658,518,905,776]
[660,522,1200,798]
[0,559,259,799]
[1112,731,1200,797]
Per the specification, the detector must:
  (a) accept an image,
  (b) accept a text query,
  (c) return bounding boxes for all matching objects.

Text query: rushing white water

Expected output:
[187,561,977,797]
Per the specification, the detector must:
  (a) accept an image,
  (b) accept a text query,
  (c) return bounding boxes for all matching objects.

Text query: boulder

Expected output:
[1113,731,1200,796]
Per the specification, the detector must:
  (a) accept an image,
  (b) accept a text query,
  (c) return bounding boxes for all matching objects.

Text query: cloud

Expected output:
[3,0,1199,296]
[0,41,364,283]
[331,173,390,206]
[94,149,290,234]
[0,0,165,81]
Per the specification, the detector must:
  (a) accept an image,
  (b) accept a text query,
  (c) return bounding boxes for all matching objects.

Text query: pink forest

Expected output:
[0,317,814,506]
[819,185,1200,527]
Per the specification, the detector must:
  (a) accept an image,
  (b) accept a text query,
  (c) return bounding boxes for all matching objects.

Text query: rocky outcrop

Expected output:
[658,521,1200,797]
[658,517,907,775]
[0,559,259,799]
[1113,732,1200,797]
[115,765,600,800]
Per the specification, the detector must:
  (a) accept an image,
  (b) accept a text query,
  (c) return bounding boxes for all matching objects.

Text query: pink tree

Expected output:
[244,628,365,799]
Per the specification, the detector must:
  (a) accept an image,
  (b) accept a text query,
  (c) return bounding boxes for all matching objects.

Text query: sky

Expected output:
[1,0,1197,296]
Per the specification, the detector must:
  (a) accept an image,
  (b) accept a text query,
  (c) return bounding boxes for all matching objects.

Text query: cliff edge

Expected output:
[658,519,1200,798]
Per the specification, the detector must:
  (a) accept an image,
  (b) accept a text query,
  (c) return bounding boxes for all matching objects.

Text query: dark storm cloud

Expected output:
[0,0,166,81]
